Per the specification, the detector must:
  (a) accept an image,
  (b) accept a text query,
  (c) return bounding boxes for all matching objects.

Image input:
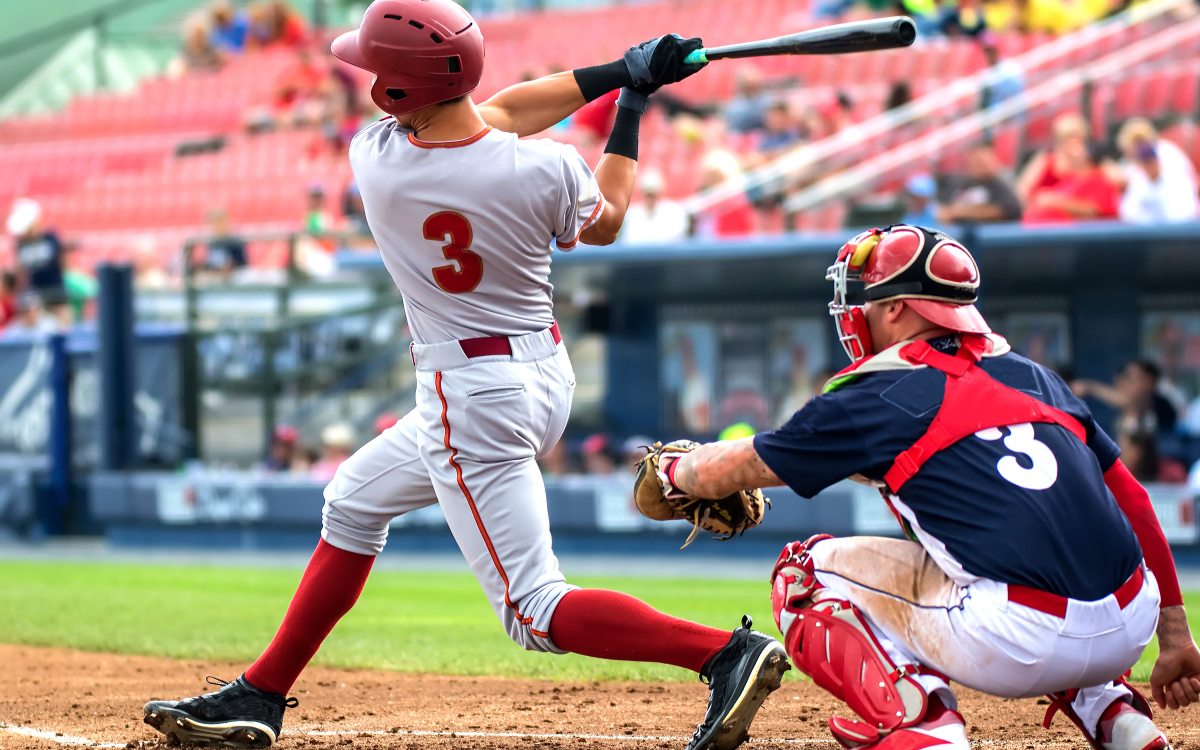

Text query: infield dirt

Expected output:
[2,644,1198,750]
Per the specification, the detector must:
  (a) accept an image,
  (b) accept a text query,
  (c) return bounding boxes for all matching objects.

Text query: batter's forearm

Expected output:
[581,154,636,245]
[478,72,587,137]
[673,437,783,499]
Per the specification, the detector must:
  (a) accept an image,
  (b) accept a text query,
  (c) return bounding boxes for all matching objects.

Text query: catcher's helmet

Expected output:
[827,224,989,362]
[331,0,485,116]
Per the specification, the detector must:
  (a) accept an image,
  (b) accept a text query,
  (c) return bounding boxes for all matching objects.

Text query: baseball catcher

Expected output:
[636,224,1200,750]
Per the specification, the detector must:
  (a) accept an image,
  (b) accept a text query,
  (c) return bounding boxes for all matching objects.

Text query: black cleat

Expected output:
[686,615,790,750]
[143,675,298,748]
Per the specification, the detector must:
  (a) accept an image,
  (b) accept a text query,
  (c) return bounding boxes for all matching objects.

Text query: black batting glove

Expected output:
[623,34,707,95]
[574,34,706,103]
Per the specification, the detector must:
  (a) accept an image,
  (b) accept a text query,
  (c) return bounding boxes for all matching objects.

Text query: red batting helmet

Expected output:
[827,224,989,362]
[331,0,484,116]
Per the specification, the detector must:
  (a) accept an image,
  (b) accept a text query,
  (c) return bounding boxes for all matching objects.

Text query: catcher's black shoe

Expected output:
[686,615,790,750]
[143,675,298,748]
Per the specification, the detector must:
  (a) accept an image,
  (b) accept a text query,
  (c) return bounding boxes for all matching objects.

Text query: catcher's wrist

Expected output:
[603,105,641,161]
[573,61,635,103]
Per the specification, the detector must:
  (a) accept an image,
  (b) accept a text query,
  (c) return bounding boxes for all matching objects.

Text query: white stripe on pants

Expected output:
[321,328,577,652]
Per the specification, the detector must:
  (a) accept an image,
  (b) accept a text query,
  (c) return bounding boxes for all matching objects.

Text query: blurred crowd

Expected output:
[816,0,1153,37]
[895,114,1199,230]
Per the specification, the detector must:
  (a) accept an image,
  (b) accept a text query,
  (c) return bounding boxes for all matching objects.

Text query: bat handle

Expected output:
[683,48,709,65]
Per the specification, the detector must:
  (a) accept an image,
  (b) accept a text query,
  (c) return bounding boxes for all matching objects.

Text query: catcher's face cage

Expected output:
[827,228,882,363]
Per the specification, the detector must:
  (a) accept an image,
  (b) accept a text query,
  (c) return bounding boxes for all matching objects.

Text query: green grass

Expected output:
[0,560,1187,682]
[0,560,778,682]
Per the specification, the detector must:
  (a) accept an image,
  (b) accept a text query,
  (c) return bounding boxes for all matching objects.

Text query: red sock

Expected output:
[548,589,730,673]
[244,539,375,695]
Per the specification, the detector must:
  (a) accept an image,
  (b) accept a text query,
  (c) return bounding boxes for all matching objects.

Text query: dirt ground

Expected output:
[2,645,1199,750]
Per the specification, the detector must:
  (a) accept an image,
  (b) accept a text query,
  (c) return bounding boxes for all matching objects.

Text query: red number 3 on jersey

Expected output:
[424,212,483,294]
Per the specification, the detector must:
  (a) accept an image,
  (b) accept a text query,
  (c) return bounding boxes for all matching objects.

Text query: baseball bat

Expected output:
[682,16,916,64]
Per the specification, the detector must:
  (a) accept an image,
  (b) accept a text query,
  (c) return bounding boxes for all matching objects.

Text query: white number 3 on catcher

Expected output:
[974,423,1058,490]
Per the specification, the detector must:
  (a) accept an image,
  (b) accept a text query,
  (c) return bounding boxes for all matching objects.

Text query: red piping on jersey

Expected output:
[882,335,1087,493]
[408,127,493,149]
[555,201,604,250]
[434,371,548,638]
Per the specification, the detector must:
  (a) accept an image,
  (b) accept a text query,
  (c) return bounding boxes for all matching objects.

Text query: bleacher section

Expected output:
[2,0,1199,263]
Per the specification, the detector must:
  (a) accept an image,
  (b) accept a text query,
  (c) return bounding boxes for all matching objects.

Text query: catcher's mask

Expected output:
[826,224,990,363]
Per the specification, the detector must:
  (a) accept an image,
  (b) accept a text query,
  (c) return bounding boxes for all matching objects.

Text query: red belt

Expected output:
[1008,566,1144,618]
[459,321,561,359]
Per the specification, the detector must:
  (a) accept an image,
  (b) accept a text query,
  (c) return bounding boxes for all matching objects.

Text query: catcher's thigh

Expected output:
[809,536,1160,699]
[321,408,439,556]
[413,335,576,653]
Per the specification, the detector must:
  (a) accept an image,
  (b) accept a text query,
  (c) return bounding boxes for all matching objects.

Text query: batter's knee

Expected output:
[320,487,391,557]
[502,580,577,654]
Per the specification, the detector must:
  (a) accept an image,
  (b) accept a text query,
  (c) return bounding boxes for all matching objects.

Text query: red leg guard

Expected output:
[771,536,928,735]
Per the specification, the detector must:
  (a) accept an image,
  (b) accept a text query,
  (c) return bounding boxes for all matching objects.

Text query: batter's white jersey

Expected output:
[349,119,603,344]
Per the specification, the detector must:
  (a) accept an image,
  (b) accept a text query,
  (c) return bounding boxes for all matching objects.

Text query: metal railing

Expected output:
[780,16,1200,217]
[680,0,1190,219]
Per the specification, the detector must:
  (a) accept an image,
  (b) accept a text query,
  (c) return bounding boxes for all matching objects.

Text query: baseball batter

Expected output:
[142,2,788,749]
[635,225,1200,750]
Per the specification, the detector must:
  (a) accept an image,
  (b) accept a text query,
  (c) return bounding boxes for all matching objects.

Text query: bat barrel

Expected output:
[687,16,916,63]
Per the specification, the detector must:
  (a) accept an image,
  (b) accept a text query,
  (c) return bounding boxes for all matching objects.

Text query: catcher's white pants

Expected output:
[321,327,577,652]
[810,537,1161,734]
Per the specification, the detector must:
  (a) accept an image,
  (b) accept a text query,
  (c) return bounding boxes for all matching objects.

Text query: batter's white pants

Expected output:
[810,537,1161,735]
[320,327,576,653]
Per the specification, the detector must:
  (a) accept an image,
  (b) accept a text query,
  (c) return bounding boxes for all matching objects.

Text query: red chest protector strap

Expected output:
[882,335,1089,493]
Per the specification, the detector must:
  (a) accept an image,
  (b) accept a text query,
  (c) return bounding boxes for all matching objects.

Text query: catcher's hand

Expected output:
[623,34,707,96]
[633,440,768,547]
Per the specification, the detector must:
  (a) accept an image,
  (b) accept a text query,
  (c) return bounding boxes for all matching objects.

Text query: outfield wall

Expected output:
[80,471,1199,553]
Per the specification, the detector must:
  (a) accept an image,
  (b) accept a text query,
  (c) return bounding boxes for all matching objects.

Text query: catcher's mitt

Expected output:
[633,440,769,548]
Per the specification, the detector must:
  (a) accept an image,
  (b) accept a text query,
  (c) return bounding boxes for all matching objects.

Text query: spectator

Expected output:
[62,241,98,323]
[938,142,1023,224]
[885,81,912,111]
[310,422,355,480]
[1073,359,1178,443]
[581,434,617,475]
[247,0,307,48]
[168,12,224,78]
[209,0,249,53]
[692,150,756,238]
[7,198,68,324]
[0,273,17,329]
[305,184,334,235]
[264,424,299,472]
[724,67,769,134]
[979,33,1024,109]
[1119,430,1187,484]
[1115,118,1200,225]
[754,101,804,161]
[1023,141,1119,224]
[810,92,854,140]
[621,168,689,245]
[269,46,332,128]
[902,173,939,225]
[202,208,248,279]
[1016,112,1087,206]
